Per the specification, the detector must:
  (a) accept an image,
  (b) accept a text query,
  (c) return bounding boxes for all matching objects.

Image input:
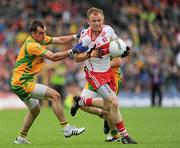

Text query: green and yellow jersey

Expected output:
[10,36,52,100]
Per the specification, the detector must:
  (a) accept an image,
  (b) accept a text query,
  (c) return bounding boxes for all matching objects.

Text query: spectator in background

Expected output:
[50,61,67,103]
[0,0,179,101]
[148,58,164,107]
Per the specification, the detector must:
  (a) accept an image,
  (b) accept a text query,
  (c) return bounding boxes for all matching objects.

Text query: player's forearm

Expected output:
[44,50,70,62]
[110,57,121,68]
[52,35,77,44]
[52,51,70,61]
[75,52,89,62]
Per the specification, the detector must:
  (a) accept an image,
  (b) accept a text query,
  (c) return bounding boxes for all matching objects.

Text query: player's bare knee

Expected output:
[52,92,61,102]
[104,98,112,105]
[111,99,119,110]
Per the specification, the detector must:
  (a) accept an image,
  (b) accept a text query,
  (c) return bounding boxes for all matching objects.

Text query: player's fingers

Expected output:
[126,46,130,51]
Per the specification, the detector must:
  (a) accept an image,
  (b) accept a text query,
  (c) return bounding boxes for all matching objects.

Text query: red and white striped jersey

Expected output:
[79,25,117,72]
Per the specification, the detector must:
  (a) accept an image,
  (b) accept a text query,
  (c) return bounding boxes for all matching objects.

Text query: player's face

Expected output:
[88,12,104,32]
[32,26,46,43]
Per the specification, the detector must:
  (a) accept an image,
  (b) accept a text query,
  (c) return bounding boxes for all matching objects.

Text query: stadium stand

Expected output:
[0,0,179,108]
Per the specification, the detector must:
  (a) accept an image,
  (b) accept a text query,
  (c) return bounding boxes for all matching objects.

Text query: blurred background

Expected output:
[0,0,179,109]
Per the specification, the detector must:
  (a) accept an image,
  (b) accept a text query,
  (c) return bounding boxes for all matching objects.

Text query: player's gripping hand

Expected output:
[68,43,89,56]
[72,43,89,53]
[121,46,130,58]
[95,43,109,56]
[87,45,103,59]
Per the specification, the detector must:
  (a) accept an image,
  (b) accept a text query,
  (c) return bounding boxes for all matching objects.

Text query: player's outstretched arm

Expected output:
[75,46,103,62]
[43,41,93,62]
[43,50,72,62]
[75,52,90,62]
[51,34,78,44]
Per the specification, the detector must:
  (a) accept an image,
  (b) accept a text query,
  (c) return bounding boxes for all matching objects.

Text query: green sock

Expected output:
[111,130,120,138]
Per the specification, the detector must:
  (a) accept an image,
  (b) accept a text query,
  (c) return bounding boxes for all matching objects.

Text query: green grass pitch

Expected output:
[0,107,180,148]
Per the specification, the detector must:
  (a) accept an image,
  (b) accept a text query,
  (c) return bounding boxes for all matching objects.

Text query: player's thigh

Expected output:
[20,83,48,111]
[97,84,116,100]
[31,84,48,100]
[81,88,99,98]
[30,83,60,101]
[81,87,104,107]
[23,98,40,111]
[23,83,48,110]
[44,86,60,101]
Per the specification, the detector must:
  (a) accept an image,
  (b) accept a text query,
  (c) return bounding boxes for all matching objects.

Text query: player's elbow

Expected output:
[43,51,57,62]
[57,39,63,44]
[51,58,58,62]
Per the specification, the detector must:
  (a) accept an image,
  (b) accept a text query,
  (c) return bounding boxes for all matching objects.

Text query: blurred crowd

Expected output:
[0,0,179,98]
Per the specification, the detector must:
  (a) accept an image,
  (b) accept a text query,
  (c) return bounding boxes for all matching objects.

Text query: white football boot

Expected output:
[63,124,85,138]
[14,136,31,144]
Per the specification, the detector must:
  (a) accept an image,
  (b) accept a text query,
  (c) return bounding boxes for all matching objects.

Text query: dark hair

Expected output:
[29,20,45,33]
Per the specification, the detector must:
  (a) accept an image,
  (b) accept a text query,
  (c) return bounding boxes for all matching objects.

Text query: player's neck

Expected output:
[91,30,102,40]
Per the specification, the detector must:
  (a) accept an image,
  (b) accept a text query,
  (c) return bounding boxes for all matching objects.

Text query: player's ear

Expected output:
[30,31,35,37]
[87,19,91,25]
[102,16,105,23]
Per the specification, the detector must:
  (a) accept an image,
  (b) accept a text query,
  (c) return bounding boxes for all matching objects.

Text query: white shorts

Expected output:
[23,84,48,110]
[81,84,116,99]
[81,87,101,98]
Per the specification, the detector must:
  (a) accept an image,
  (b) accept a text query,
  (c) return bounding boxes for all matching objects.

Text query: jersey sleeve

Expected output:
[41,36,52,45]
[26,42,48,56]
[106,26,118,40]
[79,29,91,46]
[81,35,92,46]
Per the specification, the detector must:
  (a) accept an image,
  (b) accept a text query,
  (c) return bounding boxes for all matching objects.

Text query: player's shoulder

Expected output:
[26,41,40,49]
[103,25,114,31]
[42,36,52,45]
[81,28,90,37]
[79,28,91,41]
[25,36,38,44]
[44,35,52,41]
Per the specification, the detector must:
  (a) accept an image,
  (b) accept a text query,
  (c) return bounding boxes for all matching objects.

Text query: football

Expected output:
[109,38,127,57]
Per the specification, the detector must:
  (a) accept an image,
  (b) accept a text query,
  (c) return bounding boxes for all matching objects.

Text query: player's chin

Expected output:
[39,38,44,42]
[95,27,102,32]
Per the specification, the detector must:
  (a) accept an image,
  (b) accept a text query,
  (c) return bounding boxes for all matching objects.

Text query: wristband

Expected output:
[68,49,74,56]
[72,34,77,39]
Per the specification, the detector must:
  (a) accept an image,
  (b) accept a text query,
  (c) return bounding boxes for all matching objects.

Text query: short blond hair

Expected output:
[87,7,104,19]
